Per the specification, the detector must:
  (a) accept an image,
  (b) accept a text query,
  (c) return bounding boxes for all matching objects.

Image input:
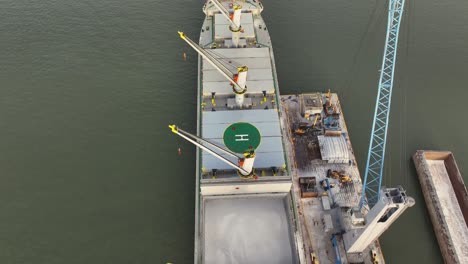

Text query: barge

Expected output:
[413,151,468,264]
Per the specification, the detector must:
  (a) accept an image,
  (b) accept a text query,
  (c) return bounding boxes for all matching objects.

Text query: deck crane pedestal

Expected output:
[178,32,249,108]
[168,125,256,178]
[209,0,243,47]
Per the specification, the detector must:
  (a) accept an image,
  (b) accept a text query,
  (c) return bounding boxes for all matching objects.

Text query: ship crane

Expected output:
[168,125,256,178]
[209,0,243,47]
[342,1,415,254]
[360,0,406,209]
[178,31,248,107]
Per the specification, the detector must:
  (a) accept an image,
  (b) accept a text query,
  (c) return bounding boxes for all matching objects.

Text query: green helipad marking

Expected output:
[223,122,261,153]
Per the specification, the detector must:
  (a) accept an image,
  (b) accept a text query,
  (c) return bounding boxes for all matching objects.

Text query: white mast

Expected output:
[210,0,243,47]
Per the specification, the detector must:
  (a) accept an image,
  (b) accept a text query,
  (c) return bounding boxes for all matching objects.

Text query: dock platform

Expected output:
[279,93,384,264]
[413,150,468,264]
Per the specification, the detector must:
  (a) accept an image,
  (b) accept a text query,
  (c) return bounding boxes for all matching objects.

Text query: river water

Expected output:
[1,0,467,263]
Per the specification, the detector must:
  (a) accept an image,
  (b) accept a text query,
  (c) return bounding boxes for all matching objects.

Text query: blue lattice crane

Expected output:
[360,0,406,208]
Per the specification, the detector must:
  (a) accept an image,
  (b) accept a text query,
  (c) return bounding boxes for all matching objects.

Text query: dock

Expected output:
[413,150,468,264]
[279,93,385,264]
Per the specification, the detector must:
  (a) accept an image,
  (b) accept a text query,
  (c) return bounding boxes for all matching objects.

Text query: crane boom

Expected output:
[209,0,242,47]
[178,31,248,106]
[174,125,239,160]
[360,0,406,208]
[168,125,254,176]
[178,32,236,86]
[209,0,241,30]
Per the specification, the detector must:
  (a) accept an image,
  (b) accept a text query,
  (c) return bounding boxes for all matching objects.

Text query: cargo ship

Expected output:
[169,1,414,263]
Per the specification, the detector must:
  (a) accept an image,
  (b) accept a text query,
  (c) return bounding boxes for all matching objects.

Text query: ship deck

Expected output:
[194,2,294,263]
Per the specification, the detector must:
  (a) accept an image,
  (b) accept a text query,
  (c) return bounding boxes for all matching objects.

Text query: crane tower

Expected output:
[360,0,407,208]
